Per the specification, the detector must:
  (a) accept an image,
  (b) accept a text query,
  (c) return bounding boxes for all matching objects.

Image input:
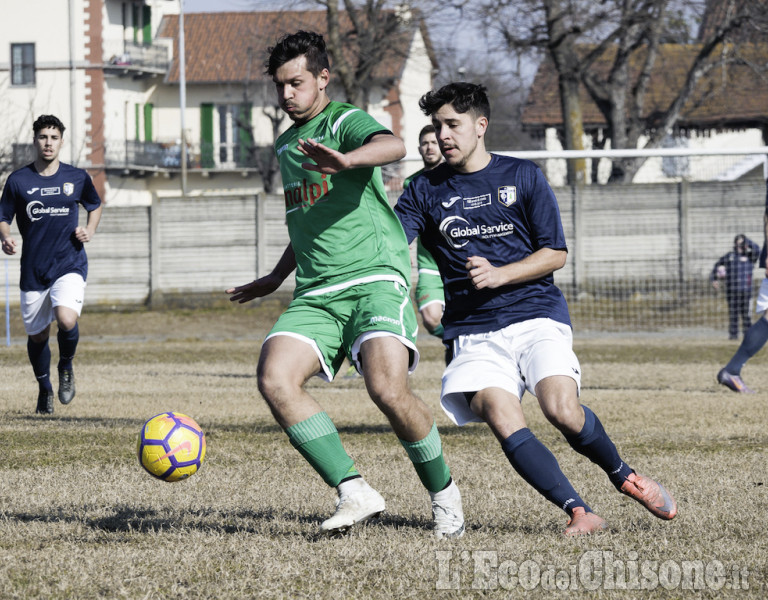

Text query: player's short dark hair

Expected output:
[419,83,491,122]
[33,114,66,135]
[418,124,436,140]
[266,30,330,77]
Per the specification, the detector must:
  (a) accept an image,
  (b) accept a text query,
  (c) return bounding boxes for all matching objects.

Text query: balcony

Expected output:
[104,41,169,78]
[104,140,261,175]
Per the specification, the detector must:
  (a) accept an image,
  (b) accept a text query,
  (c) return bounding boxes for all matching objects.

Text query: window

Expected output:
[11,43,35,86]
[132,4,152,45]
[200,103,253,169]
[217,104,253,167]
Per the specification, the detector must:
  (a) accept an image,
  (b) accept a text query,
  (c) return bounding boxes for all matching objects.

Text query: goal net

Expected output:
[501,147,768,335]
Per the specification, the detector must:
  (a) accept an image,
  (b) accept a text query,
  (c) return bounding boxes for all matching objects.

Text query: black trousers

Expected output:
[726,289,752,338]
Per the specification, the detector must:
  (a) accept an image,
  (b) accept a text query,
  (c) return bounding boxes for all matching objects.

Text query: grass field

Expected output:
[1,303,767,599]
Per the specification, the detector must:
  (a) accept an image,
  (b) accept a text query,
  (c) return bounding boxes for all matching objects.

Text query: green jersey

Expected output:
[403,167,424,190]
[276,101,411,296]
[416,236,440,276]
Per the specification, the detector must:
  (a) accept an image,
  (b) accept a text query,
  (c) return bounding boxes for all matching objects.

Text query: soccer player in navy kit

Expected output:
[0,115,102,414]
[395,83,677,535]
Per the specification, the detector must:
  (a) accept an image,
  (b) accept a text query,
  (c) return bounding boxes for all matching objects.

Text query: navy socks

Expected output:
[27,337,52,391]
[565,405,632,489]
[725,317,768,375]
[57,323,79,371]
[501,428,589,515]
[28,322,79,391]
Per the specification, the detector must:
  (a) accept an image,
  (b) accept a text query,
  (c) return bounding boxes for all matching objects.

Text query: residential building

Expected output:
[0,1,436,205]
[521,2,768,185]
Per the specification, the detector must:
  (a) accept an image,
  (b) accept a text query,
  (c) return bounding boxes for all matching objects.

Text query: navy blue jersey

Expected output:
[395,154,571,338]
[0,162,102,291]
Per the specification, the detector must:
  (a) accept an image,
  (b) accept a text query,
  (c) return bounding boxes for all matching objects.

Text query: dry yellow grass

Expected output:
[1,305,767,599]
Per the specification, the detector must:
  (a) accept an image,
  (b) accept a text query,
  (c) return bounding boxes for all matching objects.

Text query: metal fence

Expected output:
[1,180,765,335]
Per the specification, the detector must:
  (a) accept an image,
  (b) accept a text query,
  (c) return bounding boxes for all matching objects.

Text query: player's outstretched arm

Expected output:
[299,133,405,174]
[226,244,296,304]
[466,248,567,290]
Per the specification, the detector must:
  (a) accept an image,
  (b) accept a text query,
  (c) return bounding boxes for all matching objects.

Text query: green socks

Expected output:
[286,412,358,487]
[399,421,451,493]
[286,414,451,493]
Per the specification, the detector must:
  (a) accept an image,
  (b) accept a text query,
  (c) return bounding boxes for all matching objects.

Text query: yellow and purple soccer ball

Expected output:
[137,412,206,482]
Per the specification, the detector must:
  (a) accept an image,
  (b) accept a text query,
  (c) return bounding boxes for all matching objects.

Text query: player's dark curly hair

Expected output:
[418,124,436,139]
[33,114,66,135]
[266,30,331,77]
[419,83,491,121]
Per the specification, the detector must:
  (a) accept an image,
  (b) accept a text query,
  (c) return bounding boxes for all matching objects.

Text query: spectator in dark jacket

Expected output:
[711,234,760,339]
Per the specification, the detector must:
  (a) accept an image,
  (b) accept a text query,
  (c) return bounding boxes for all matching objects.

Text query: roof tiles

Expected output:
[157,11,420,85]
[522,43,768,130]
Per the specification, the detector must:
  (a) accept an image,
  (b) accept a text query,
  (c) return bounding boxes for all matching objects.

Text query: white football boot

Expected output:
[430,479,465,539]
[319,477,386,534]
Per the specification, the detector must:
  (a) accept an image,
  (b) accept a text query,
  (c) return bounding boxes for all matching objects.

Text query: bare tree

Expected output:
[432,49,536,152]
[474,0,613,182]
[578,0,767,181]
[291,0,423,110]
[541,0,593,183]
[476,0,768,182]
[221,1,446,191]
[238,45,285,194]
[250,104,285,194]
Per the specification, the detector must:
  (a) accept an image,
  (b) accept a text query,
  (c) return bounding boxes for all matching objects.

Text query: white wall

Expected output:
[0,0,87,165]
[399,28,434,177]
[541,126,767,185]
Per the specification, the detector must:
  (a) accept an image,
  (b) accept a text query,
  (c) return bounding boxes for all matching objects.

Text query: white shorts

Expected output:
[756,278,768,314]
[441,318,581,426]
[21,273,86,336]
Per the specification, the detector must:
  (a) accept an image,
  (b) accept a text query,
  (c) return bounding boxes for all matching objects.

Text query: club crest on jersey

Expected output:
[498,186,517,207]
[63,182,74,196]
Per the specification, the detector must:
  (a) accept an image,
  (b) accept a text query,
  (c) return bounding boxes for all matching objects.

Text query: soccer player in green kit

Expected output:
[227,31,464,538]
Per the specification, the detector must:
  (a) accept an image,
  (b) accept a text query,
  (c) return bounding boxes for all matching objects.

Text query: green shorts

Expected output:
[267,279,420,381]
[415,272,445,312]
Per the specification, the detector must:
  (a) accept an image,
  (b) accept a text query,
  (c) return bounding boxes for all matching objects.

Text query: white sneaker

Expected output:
[430,480,465,539]
[319,478,386,534]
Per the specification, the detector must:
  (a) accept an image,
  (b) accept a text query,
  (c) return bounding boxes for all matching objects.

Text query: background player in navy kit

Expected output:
[717,181,768,393]
[0,115,102,414]
[395,83,677,535]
